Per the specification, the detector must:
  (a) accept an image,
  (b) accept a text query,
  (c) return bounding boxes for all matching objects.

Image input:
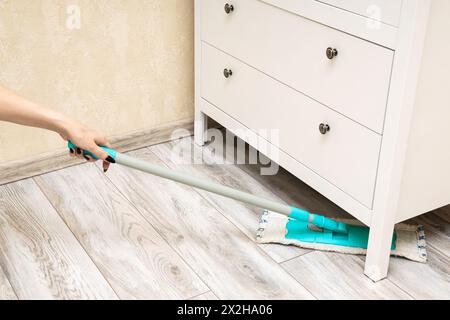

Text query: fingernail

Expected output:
[69,148,74,154]
[106,156,116,164]
[103,161,109,173]
[76,148,81,155]
[84,156,90,161]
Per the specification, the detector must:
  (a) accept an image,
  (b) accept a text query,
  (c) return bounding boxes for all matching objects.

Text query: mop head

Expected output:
[256,210,427,263]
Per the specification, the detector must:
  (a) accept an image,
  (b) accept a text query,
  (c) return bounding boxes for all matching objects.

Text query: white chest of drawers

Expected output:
[194,0,450,281]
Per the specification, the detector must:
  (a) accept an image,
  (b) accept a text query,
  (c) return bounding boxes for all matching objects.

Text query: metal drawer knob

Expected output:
[223,68,233,78]
[326,47,338,60]
[224,3,234,14]
[319,123,330,134]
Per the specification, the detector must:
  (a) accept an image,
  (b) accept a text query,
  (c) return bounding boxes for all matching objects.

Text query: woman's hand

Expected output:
[0,85,113,171]
[58,118,113,172]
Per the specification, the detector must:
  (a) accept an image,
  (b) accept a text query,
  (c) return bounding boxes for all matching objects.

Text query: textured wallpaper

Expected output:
[0,0,194,162]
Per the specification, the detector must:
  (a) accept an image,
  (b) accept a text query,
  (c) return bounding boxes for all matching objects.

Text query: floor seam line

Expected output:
[387,279,416,300]
[150,146,318,300]
[33,175,121,300]
[278,251,315,265]
[0,138,447,300]
[153,141,302,263]
[355,255,415,300]
[92,159,214,299]
[0,263,20,300]
[188,290,215,300]
[427,243,450,261]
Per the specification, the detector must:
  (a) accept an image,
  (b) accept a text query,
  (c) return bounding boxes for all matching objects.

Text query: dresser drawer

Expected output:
[201,43,381,207]
[317,0,402,27]
[200,0,394,133]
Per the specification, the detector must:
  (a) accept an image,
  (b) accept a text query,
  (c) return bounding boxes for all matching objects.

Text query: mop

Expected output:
[68,142,427,262]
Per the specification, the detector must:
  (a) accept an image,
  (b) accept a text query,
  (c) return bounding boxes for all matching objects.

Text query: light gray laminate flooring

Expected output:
[0,137,448,299]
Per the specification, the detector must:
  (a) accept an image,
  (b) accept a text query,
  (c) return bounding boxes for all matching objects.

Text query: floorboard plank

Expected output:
[102,147,314,299]
[34,164,207,299]
[383,246,450,299]
[282,252,412,300]
[434,205,450,222]
[4,137,446,299]
[0,266,17,300]
[224,137,450,297]
[410,208,449,257]
[151,139,309,263]
[0,179,117,300]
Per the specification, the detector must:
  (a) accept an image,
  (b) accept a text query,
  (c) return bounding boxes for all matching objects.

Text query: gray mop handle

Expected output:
[69,136,347,234]
[116,153,293,215]
[69,141,347,233]
[116,153,348,234]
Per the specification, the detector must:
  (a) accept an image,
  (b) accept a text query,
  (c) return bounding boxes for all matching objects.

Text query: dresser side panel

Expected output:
[397,0,450,221]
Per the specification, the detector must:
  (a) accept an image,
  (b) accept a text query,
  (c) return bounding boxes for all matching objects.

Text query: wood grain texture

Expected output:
[410,208,450,257]
[34,163,207,300]
[0,118,193,186]
[102,147,315,299]
[150,138,309,262]
[1,138,448,299]
[242,139,450,296]
[282,252,412,300]
[436,205,450,221]
[385,209,450,299]
[0,179,117,300]
[0,266,17,300]
[383,246,450,300]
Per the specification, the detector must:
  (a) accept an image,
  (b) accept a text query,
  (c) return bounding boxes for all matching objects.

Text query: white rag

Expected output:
[256,210,427,263]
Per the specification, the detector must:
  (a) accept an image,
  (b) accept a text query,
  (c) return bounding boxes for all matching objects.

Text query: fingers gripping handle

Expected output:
[68,141,117,162]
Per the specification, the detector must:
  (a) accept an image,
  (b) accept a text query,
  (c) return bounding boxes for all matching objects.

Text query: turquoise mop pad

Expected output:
[257,210,428,263]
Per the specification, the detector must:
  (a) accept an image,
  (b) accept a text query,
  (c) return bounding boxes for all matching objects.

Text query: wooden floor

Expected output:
[0,137,448,300]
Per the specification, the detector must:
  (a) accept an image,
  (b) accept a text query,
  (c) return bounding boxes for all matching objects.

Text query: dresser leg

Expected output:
[194,110,208,146]
[364,218,396,282]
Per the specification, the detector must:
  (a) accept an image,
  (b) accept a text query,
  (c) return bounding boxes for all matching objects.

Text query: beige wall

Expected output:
[0,0,194,162]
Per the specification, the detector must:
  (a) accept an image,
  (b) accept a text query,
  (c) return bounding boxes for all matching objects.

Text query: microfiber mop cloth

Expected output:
[256,210,428,263]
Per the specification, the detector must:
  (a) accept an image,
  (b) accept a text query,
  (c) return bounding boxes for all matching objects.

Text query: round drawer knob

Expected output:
[326,47,338,60]
[224,3,234,14]
[319,123,330,135]
[223,68,233,78]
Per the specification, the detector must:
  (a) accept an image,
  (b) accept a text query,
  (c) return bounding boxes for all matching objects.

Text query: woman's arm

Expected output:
[0,85,113,171]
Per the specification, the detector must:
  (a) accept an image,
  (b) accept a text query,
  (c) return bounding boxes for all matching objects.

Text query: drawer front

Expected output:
[201,43,381,207]
[200,0,394,133]
[317,0,402,27]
